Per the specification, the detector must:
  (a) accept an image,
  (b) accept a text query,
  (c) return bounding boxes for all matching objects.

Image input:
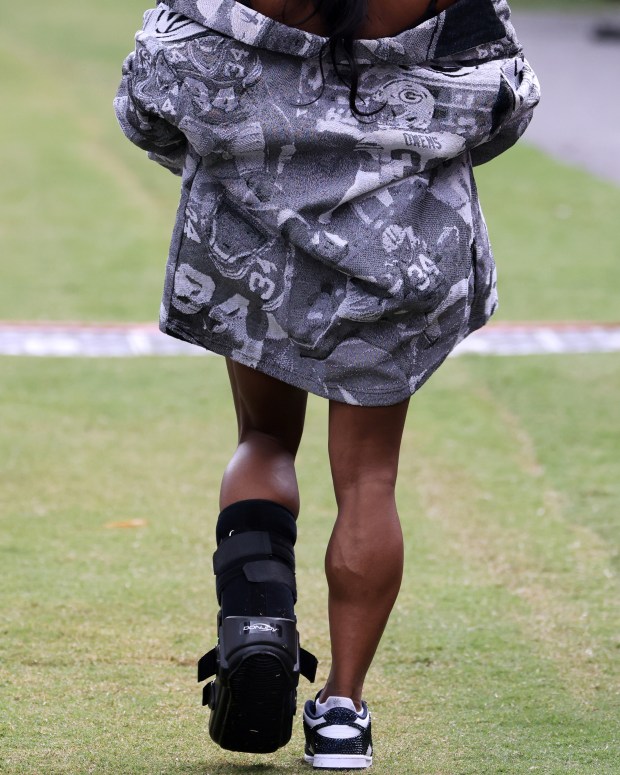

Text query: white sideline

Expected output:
[0,323,619,358]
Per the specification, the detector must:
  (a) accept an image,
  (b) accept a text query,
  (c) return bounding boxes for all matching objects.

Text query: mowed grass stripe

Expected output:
[0,12,179,323]
[1,355,619,773]
[390,355,620,771]
[0,16,176,214]
[416,356,618,692]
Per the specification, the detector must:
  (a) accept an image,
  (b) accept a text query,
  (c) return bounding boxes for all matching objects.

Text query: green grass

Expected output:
[0,1,177,323]
[1,0,619,323]
[476,149,620,322]
[2,1,620,772]
[1,354,619,773]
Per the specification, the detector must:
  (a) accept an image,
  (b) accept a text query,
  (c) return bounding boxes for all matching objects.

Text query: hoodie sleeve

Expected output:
[467,55,541,166]
[114,49,187,176]
[416,53,540,169]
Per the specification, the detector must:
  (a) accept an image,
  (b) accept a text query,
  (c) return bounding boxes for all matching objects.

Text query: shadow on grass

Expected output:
[168,761,306,774]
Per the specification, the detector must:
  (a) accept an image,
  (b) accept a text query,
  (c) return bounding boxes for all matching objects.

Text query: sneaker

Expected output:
[303,695,373,770]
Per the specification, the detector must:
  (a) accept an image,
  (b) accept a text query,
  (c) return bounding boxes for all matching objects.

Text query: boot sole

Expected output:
[209,650,296,753]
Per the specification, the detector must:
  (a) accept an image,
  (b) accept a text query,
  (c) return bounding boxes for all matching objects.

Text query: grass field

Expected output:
[1,1,619,773]
[1,355,619,773]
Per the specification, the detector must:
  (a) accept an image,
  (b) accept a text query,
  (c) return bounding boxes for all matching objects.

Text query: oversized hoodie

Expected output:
[115,0,540,405]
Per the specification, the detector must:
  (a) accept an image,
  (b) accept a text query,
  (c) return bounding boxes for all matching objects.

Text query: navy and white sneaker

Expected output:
[303,695,373,770]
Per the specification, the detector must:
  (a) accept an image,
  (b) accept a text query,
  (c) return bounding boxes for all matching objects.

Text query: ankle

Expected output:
[319,686,363,712]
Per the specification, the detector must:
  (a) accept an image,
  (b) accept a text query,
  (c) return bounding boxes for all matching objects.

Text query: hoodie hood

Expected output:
[165,0,521,65]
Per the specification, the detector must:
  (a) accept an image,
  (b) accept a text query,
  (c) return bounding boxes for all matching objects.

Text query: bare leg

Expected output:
[321,399,409,709]
[220,359,307,515]
[206,362,309,754]
[220,361,406,708]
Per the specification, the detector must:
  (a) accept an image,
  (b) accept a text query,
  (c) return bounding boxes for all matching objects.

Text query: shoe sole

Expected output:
[304,752,373,769]
[210,651,296,753]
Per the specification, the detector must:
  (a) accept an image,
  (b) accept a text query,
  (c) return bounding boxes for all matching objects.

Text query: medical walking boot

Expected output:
[197,499,317,753]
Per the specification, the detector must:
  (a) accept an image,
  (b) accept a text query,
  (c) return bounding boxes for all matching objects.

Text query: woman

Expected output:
[115,0,539,768]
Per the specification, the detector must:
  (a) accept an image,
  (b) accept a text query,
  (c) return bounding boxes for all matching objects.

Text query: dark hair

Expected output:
[314,0,370,115]
[302,1,438,114]
[290,0,373,116]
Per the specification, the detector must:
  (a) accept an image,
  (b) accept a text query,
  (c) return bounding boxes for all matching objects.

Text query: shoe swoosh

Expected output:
[304,714,325,729]
[317,725,362,739]
[304,712,371,731]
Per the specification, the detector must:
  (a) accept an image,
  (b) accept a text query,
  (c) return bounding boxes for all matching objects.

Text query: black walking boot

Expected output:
[198,500,317,753]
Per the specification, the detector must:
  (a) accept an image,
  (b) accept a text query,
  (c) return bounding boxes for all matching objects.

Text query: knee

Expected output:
[332,468,399,509]
[237,426,298,458]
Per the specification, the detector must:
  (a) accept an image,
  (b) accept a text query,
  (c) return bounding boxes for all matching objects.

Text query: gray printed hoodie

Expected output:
[115,0,540,405]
